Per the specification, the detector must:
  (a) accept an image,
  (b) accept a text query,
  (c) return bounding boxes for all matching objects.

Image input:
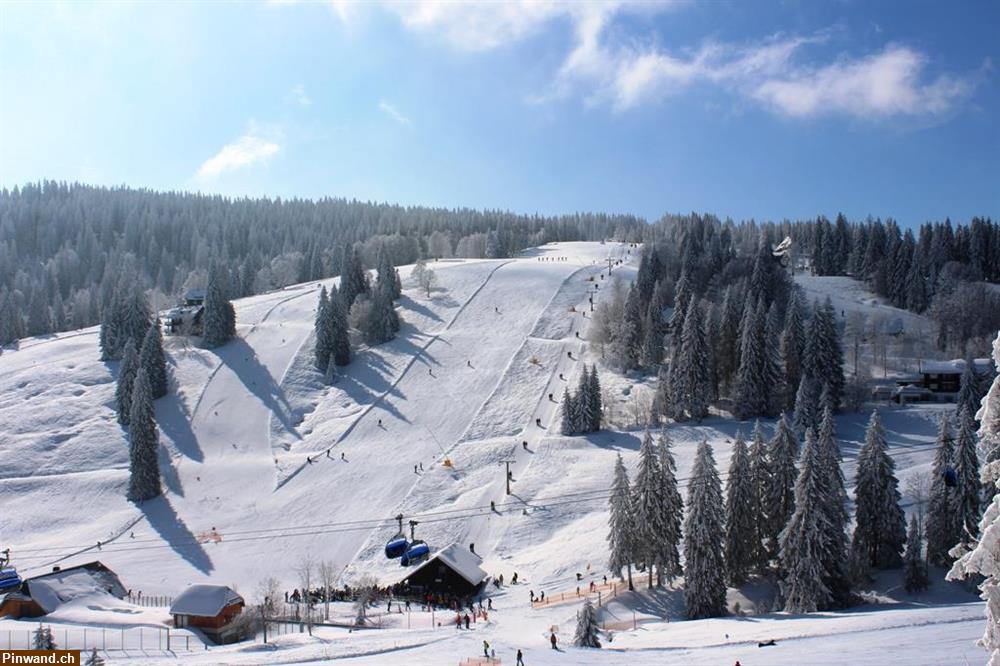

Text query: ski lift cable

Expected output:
[10,465,764,559]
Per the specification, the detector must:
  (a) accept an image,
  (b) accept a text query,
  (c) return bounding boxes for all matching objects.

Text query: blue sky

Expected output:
[0,1,997,225]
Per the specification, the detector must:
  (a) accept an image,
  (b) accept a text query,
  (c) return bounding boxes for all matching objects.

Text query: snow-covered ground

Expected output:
[0,242,987,664]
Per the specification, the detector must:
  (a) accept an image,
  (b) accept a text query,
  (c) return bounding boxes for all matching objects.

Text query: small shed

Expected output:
[399,543,487,598]
[183,289,207,307]
[170,584,245,644]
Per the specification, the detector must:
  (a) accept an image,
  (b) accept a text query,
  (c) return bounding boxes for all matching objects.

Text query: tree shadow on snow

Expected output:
[398,296,443,324]
[156,394,203,463]
[218,338,301,442]
[141,495,213,574]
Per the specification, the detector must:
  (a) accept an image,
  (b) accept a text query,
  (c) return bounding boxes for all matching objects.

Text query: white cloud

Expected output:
[292,84,312,107]
[197,134,280,180]
[378,100,411,125]
[751,45,973,118]
[314,0,974,119]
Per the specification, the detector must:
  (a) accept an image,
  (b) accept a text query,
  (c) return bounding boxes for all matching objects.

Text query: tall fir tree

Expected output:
[903,515,930,593]
[926,414,961,566]
[329,284,351,366]
[816,406,851,606]
[715,285,742,396]
[127,368,161,502]
[577,365,597,432]
[202,262,236,348]
[684,440,727,619]
[779,429,831,613]
[632,430,667,587]
[314,286,332,371]
[851,410,906,574]
[748,420,770,570]
[608,454,635,590]
[793,375,818,435]
[763,302,785,416]
[587,366,603,432]
[956,350,983,421]
[725,432,758,585]
[560,387,576,435]
[139,320,168,399]
[733,297,767,419]
[955,407,982,545]
[671,298,710,420]
[765,413,799,561]
[115,339,139,426]
[655,429,683,583]
[639,305,662,369]
[802,298,845,411]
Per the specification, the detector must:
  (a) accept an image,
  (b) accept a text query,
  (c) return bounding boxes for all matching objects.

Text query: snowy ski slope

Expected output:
[0,242,987,665]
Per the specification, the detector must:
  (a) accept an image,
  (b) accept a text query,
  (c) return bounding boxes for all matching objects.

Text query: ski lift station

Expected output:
[395,544,487,598]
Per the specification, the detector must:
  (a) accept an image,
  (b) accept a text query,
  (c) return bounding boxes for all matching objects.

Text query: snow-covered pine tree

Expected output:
[851,410,906,573]
[484,230,502,259]
[32,623,56,650]
[956,350,982,421]
[26,287,51,336]
[374,245,399,301]
[673,298,710,420]
[816,405,851,605]
[202,262,236,348]
[764,302,785,416]
[127,368,161,502]
[340,245,369,308]
[684,440,726,619]
[927,414,961,566]
[725,431,757,585]
[903,515,929,593]
[792,374,818,435]
[616,286,643,370]
[632,430,666,587]
[577,365,596,432]
[587,365,603,432]
[765,413,799,561]
[119,281,152,350]
[139,320,168,399]
[733,297,767,419]
[573,597,602,648]
[640,305,662,369]
[779,429,831,613]
[115,339,139,426]
[0,289,25,345]
[748,420,770,570]
[84,647,105,666]
[715,285,741,396]
[329,284,351,366]
[561,387,576,435]
[802,298,844,411]
[947,331,1000,664]
[608,454,635,590]
[955,407,982,545]
[667,269,691,360]
[314,286,332,371]
[656,428,683,583]
[99,286,124,360]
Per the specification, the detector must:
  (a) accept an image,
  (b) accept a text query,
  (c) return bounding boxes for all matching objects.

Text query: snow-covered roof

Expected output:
[894,385,933,396]
[407,543,486,587]
[23,562,126,613]
[919,358,992,375]
[170,584,244,617]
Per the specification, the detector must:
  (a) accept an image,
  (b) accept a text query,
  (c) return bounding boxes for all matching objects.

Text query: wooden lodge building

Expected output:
[169,584,245,644]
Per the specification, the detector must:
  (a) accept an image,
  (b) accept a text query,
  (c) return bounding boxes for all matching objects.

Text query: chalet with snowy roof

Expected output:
[0,561,126,619]
[162,288,207,335]
[397,543,487,598]
[914,358,992,395]
[170,584,245,644]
